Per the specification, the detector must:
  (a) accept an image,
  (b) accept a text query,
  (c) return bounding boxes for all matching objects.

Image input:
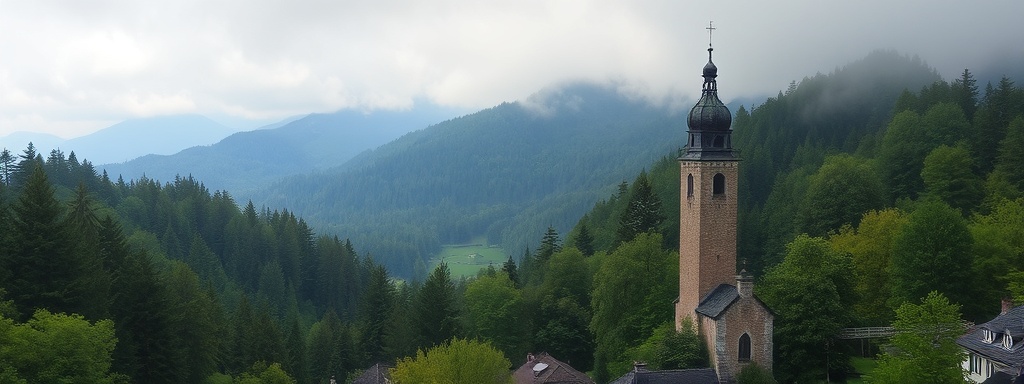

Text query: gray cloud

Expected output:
[1,0,1021,138]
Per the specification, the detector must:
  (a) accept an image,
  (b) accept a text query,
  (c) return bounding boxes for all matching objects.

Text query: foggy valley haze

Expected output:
[1,1,1022,141]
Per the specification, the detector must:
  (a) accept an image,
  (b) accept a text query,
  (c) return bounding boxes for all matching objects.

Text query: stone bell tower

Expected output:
[675,39,740,329]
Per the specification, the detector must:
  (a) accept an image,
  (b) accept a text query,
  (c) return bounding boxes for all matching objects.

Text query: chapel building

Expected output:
[674,42,774,383]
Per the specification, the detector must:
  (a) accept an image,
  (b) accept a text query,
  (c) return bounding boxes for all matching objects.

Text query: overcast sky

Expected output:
[1,0,1022,139]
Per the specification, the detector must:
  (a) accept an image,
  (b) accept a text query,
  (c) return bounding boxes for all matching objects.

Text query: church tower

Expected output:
[674,27,773,383]
[675,41,740,327]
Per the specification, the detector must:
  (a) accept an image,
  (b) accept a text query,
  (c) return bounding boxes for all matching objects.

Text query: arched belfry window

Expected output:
[687,174,694,198]
[713,135,724,148]
[739,333,751,361]
[713,173,726,195]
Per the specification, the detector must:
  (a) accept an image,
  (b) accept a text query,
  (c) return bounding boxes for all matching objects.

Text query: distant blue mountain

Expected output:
[0,132,65,155]
[100,105,465,199]
[72,115,236,164]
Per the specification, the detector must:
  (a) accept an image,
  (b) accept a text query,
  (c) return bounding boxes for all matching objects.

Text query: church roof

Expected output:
[512,352,594,384]
[695,283,774,319]
[695,283,739,319]
[609,367,718,384]
[686,47,732,133]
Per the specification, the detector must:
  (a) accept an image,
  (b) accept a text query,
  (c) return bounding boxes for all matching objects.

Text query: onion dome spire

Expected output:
[683,21,737,160]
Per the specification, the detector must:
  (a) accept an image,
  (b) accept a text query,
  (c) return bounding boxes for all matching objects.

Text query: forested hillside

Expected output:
[254,83,684,278]
[565,52,1024,382]
[4,50,1023,383]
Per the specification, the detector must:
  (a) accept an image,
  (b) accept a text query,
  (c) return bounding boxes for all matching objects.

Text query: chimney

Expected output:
[527,353,535,362]
[633,362,648,372]
[736,270,753,298]
[1002,297,1014,315]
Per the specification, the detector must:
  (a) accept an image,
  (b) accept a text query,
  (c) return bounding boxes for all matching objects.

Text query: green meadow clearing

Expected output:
[428,238,510,279]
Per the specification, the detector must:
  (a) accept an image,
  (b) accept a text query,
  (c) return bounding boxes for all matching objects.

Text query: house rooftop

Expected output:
[512,352,594,384]
[958,305,1024,372]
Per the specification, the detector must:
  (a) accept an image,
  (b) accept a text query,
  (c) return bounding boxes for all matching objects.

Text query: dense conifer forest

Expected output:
[2,50,1024,383]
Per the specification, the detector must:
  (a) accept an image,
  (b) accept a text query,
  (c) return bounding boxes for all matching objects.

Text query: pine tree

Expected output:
[616,171,663,244]
[951,68,979,121]
[64,184,111,320]
[0,148,13,185]
[359,263,395,365]
[111,249,181,383]
[573,221,595,257]
[501,255,519,288]
[415,262,460,349]
[536,226,561,264]
[5,164,83,319]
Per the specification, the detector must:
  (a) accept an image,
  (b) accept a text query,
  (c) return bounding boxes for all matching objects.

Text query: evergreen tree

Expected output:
[110,249,181,383]
[4,164,83,319]
[359,263,395,365]
[284,315,308,384]
[951,68,979,121]
[572,221,595,257]
[0,148,13,185]
[616,171,663,244]
[64,184,111,320]
[166,262,225,383]
[501,255,519,288]
[536,226,562,264]
[994,117,1024,193]
[415,262,460,349]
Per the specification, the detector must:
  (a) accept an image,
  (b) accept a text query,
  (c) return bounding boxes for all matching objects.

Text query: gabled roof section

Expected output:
[695,283,739,319]
[351,363,392,384]
[958,305,1024,370]
[512,352,594,384]
[609,368,718,384]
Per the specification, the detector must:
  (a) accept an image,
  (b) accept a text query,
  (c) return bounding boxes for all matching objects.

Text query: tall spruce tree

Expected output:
[616,171,663,244]
[573,221,595,257]
[359,263,395,365]
[414,262,460,349]
[5,164,84,319]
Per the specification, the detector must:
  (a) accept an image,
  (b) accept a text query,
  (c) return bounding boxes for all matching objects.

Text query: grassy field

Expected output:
[847,356,877,383]
[428,238,510,279]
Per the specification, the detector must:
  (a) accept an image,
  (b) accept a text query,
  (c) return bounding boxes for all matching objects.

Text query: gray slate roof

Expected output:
[958,305,1024,371]
[695,283,739,319]
[609,368,718,384]
[351,363,391,384]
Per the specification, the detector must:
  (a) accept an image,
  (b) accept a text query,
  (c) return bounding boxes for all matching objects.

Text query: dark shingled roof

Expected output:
[512,352,594,384]
[695,283,739,319]
[351,363,391,384]
[958,305,1024,372]
[609,368,718,384]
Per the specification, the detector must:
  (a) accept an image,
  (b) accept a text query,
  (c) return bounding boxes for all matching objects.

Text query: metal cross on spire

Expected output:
[706,21,716,47]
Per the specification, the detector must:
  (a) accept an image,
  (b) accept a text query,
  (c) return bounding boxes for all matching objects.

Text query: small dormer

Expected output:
[1002,330,1023,350]
[982,328,996,344]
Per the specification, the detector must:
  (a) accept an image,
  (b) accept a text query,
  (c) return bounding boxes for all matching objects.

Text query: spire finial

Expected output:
[706,21,716,48]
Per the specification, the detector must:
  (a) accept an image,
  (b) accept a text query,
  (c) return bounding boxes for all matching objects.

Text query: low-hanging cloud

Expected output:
[0,0,1021,138]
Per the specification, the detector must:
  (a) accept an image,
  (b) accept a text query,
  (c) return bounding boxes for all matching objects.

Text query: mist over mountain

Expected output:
[250,82,684,276]
[246,51,946,278]
[101,105,464,199]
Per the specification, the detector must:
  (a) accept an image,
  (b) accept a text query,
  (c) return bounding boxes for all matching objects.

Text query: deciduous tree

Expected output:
[391,338,512,384]
[868,291,967,384]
